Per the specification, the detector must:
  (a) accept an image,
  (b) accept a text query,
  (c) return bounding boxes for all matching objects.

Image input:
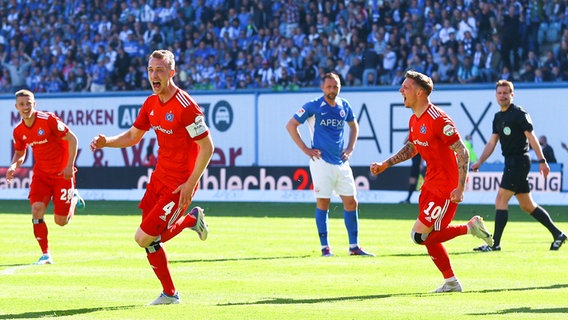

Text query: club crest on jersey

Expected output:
[420,125,426,134]
[165,112,174,122]
[38,128,45,136]
[503,126,511,135]
[443,124,455,136]
[340,109,345,117]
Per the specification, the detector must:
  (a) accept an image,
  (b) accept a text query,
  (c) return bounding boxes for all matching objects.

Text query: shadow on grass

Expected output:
[218,283,568,307]
[170,255,311,264]
[0,305,139,319]
[470,306,568,316]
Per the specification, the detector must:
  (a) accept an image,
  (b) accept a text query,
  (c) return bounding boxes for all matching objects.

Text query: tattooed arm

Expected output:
[370,141,418,175]
[449,139,470,203]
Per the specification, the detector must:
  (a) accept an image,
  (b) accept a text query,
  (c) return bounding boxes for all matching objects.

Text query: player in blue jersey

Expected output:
[286,72,374,257]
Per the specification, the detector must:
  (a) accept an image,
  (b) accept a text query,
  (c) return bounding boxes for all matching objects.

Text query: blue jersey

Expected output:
[293,96,355,165]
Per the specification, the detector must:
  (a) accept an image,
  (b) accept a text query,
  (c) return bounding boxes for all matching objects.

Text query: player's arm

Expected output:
[174,134,215,209]
[525,130,550,178]
[342,119,358,160]
[6,149,26,184]
[61,129,79,180]
[285,117,321,159]
[449,139,469,203]
[370,141,417,175]
[471,133,499,171]
[90,126,146,151]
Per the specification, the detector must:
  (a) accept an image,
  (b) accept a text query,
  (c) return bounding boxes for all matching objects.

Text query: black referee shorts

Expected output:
[500,154,531,194]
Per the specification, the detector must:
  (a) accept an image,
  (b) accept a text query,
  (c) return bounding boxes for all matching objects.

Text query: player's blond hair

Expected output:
[495,80,514,93]
[150,50,176,70]
[15,89,35,100]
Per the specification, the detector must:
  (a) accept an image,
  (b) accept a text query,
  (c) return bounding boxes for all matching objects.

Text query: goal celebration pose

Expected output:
[90,50,214,305]
[371,71,493,292]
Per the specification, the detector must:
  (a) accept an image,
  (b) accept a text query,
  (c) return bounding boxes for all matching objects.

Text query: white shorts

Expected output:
[309,158,356,198]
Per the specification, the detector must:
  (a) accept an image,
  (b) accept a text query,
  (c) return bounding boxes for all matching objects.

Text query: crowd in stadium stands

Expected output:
[1,0,567,94]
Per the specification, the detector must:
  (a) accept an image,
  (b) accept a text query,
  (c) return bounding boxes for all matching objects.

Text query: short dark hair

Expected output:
[405,70,433,95]
[322,72,341,84]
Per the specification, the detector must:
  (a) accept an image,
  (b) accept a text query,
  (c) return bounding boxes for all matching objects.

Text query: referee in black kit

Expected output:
[470,80,566,251]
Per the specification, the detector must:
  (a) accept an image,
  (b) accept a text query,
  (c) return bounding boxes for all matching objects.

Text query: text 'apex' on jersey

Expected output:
[294,96,355,165]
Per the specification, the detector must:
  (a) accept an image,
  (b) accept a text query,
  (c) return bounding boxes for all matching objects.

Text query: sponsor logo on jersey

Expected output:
[412,139,429,147]
[319,118,344,128]
[152,125,173,135]
[28,139,48,147]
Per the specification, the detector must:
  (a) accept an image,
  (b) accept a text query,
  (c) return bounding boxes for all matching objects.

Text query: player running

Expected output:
[90,49,214,305]
[7,89,84,265]
[370,70,493,292]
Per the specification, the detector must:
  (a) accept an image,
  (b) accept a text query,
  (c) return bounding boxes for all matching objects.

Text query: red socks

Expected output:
[422,225,468,279]
[147,247,176,296]
[33,220,49,254]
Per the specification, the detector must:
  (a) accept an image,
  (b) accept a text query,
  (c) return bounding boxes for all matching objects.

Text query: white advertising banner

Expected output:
[1,86,567,199]
[258,88,568,167]
[1,93,256,167]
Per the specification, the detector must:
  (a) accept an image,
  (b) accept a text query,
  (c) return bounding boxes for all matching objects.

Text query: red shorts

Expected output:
[417,188,458,231]
[138,177,195,237]
[29,172,76,216]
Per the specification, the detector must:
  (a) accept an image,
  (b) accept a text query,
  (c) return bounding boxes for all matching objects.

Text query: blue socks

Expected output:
[315,208,329,246]
[344,209,359,245]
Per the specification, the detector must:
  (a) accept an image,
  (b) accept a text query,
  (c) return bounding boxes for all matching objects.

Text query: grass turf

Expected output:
[0,200,566,319]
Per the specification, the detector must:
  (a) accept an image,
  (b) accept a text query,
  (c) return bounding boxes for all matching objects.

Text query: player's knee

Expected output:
[411,231,428,245]
[31,203,46,217]
[54,216,68,226]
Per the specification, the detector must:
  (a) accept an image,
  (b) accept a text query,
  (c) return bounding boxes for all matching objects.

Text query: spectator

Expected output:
[361,41,378,86]
[457,56,479,84]
[1,0,566,93]
[89,56,109,92]
[480,41,502,83]
[539,135,557,163]
[1,51,32,92]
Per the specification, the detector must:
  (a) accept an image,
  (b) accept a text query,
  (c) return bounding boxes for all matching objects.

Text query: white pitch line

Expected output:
[1,264,34,275]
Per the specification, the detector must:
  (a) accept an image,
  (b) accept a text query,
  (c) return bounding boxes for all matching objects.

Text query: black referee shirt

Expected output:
[492,103,534,157]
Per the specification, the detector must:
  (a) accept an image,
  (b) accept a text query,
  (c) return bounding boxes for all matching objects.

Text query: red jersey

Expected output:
[408,104,461,197]
[134,89,209,189]
[12,111,70,176]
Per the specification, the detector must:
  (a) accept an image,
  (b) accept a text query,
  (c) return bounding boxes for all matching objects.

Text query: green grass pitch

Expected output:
[0,200,566,319]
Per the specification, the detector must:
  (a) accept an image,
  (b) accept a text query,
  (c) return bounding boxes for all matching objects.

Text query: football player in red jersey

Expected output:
[370,70,493,293]
[90,50,214,305]
[7,89,81,265]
